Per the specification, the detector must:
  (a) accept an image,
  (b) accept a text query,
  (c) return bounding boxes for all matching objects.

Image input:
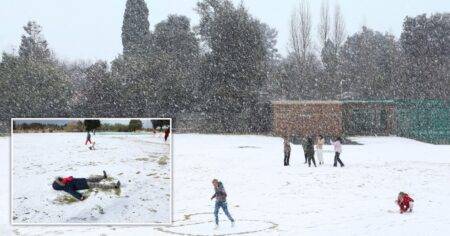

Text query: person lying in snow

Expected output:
[396,192,414,213]
[52,171,120,201]
[211,179,235,229]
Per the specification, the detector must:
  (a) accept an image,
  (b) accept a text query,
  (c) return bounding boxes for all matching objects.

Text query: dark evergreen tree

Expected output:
[339,26,400,99]
[121,0,151,59]
[0,21,72,127]
[77,61,122,117]
[128,119,143,131]
[19,21,51,61]
[153,15,201,116]
[196,0,274,132]
[400,13,449,99]
[84,119,101,131]
[151,119,170,129]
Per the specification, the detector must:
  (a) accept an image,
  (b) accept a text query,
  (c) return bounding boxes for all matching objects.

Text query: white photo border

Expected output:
[10,117,173,226]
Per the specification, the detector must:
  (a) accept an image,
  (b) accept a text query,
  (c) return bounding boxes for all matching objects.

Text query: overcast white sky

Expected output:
[0,0,448,62]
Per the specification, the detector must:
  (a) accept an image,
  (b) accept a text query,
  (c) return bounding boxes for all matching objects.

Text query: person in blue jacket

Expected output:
[52,171,120,201]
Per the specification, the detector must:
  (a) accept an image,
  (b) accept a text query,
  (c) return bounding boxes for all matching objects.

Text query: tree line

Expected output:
[0,0,448,133]
[13,119,148,132]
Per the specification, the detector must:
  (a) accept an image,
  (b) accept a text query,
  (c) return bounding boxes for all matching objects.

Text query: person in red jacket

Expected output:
[164,128,170,142]
[396,192,414,213]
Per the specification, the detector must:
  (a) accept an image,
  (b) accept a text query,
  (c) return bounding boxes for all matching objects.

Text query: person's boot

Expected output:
[103,170,107,179]
[115,181,121,188]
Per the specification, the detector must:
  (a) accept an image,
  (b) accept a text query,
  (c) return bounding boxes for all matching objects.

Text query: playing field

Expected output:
[2,134,450,235]
[10,132,171,224]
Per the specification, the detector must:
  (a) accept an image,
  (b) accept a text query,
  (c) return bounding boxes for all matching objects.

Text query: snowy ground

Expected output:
[1,134,450,235]
[11,132,171,224]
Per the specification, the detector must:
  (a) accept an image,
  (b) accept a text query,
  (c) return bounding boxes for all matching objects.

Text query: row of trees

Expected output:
[1,0,448,133]
[14,119,145,132]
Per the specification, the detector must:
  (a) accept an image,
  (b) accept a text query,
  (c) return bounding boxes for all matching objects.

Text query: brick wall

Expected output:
[272,101,343,138]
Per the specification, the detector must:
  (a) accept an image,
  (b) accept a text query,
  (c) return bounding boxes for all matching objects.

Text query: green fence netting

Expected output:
[394,99,450,144]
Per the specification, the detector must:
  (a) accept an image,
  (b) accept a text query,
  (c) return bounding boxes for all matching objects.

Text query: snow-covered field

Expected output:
[1,134,450,235]
[11,132,171,224]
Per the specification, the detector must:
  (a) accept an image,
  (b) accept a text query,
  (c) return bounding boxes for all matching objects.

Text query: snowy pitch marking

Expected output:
[155,212,278,235]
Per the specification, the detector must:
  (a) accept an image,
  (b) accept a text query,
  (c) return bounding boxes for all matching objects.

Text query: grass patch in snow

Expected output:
[158,156,169,165]
[238,145,260,149]
[93,205,105,214]
[104,176,115,181]
[54,195,80,204]
[135,157,149,161]
[88,186,122,197]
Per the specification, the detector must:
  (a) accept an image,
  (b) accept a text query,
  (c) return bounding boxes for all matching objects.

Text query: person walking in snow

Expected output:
[164,127,170,142]
[52,171,120,201]
[396,192,414,213]
[316,135,325,165]
[211,179,235,229]
[333,137,345,167]
[302,137,308,164]
[85,131,92,145]
[305,137,317,167]
[284,137,291,166]
[88,133,96,150]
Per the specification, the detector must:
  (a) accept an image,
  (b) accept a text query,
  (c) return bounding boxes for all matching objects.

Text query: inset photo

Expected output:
[11,118,172,225]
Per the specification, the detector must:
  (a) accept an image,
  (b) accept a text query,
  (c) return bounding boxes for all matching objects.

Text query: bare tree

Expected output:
[290,11,301,63]
[289,0,312,63]
[318,0,331,48]
[332,2,346,48]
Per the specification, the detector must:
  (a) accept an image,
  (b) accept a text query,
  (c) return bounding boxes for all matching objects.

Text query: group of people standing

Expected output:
[284,135,345,167]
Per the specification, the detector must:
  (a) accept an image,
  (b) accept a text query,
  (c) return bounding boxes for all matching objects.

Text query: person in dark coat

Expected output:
[305,137,317,167]
[85,131,92,145]
[333,137,345,167]
[302,137,308,164]
[211,179,235,228]
[283,137,291,166]
[52,171,120,201]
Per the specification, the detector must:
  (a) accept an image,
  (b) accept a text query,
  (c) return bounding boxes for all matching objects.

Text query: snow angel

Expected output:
[52,171,120,201]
